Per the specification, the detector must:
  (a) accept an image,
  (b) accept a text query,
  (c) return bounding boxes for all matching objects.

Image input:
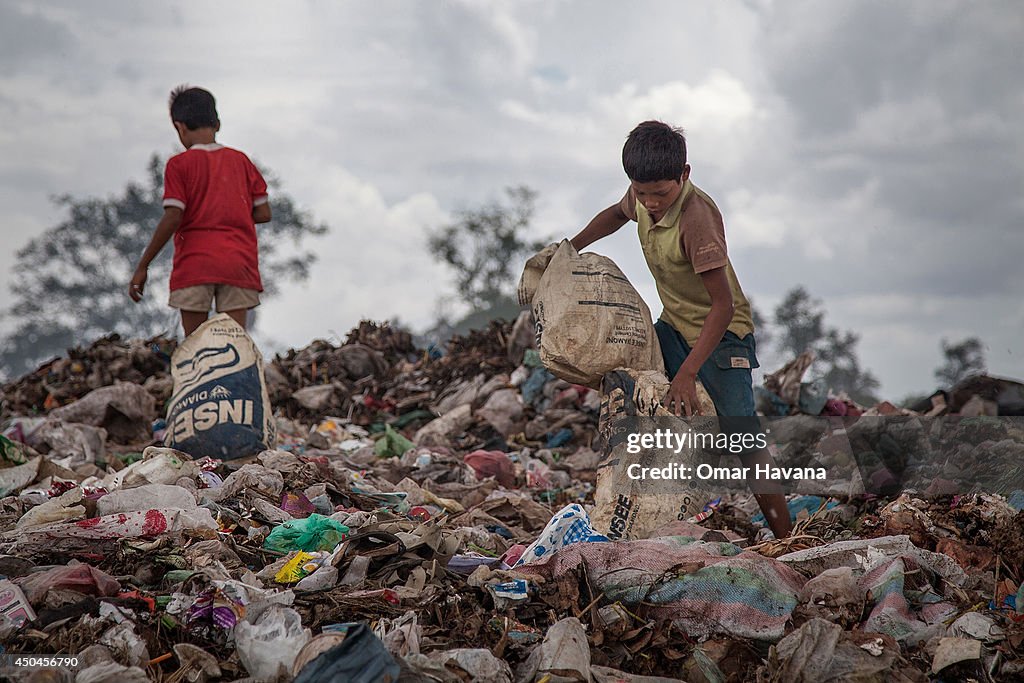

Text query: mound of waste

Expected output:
[1,314,1022,682]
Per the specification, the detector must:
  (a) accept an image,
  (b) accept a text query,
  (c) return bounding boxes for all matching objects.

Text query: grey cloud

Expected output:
[740,235,1022,302]
[533,65,568,84]
[0,168,64,196]
[114,62,144,83]
[408,3,536,101]
[747,0,1023,299]
[765,2,1022,133]
[0,4,77,66]
[41,1,182,28]
[790,141,1022,232]
[875,151,1023,230]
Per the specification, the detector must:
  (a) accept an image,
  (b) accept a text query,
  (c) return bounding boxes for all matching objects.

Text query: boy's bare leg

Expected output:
[181,311,209,337]
[223,309,248,329]
[740,447,792,538]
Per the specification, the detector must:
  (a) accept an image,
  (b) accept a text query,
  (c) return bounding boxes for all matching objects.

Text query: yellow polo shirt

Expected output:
[619,179,754,345]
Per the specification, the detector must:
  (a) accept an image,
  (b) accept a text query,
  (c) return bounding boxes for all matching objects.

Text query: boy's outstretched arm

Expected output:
[570,204,628,251]
[129,207,183,301]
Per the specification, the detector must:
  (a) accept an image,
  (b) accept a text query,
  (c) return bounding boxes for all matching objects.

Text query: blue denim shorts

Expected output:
[655,319,760,417]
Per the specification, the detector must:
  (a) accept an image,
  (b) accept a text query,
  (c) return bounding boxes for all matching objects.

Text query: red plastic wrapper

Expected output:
[196,457,222,472]
[47,480,78,498]
[16,563,121,605]
[463,450,517,488]
[281,492,315,518]
[408,506,431,522]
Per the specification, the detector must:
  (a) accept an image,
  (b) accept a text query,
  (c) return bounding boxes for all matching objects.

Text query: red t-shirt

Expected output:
[162,144,268,291]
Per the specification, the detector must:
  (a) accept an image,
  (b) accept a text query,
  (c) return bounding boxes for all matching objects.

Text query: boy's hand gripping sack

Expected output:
[591,368,717,541]
[518,240,664,389]
[165,313,276,459]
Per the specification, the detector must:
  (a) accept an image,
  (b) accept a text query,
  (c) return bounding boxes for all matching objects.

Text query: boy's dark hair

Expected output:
[168,85,219,130]
[622,121,687,183]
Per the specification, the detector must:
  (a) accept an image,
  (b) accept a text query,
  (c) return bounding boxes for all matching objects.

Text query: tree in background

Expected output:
[771,286,880,404]
[771,287,824,361]
[427,185,549,337]
[749,299,772,349]
[0,155,326,379]
[934,337,986,387]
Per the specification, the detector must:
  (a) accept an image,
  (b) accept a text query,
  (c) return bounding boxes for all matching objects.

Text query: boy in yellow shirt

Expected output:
[571,121,792,539]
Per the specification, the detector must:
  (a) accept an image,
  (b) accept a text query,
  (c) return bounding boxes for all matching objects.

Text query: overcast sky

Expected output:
[1,0,1021,399]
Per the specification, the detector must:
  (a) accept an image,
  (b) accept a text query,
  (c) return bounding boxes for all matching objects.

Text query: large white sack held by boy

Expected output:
[518,240,664,389]
[165,314,276,459]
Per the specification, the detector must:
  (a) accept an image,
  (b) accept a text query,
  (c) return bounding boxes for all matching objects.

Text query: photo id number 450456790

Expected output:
[0,654,80,669]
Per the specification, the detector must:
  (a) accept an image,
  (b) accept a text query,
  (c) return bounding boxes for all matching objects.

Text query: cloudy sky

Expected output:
[1,0,1021,399]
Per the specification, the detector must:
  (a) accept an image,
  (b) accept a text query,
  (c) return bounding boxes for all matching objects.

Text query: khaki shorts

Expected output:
[169,284,261,312]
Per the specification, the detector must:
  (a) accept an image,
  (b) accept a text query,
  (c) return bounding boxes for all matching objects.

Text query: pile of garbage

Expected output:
[2,310,1023,681]
[757,349,1024,420]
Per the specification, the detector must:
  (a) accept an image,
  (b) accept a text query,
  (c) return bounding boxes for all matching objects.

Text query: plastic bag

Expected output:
[293,623,400,683]
[274,552,328,584]
[374,424,414,458]
[11,508,218,549]
[0,434,32,464]
[264,513,349,553]
[514,504,608,567]
[97,483,197,516]
[100,621,150,668]
[235,604,311,681]
[107,447,199,490]
[208,463,283,503]
[463,450,516,487]
[518,617,591,683]
[16,486,86,528]
[16,562,121,604]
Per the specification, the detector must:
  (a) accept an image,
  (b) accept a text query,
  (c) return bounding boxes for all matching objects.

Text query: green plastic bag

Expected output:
[263,513,349,553]
[0,435,28,464]
[374,424,414,458]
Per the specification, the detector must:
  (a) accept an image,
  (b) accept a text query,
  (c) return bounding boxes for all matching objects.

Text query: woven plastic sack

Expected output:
[518,240,663,388]
[164,314,276,459]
